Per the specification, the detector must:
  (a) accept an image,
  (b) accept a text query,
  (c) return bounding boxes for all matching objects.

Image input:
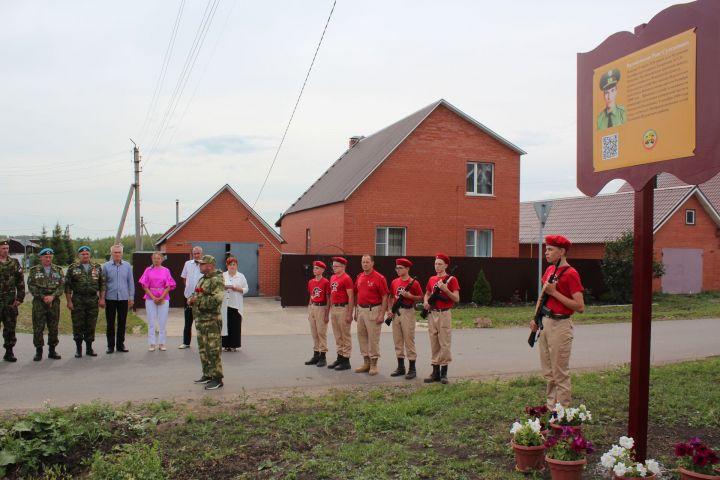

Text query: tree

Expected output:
[601,231,665,303]
[50,223,67,265]
[39,225,49,248]
[63,225,75,263]
[472,269,492,306]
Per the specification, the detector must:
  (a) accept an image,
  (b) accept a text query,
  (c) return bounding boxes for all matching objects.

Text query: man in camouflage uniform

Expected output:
[28,248,64,361]
[65,246,106,358]
[187,255,225,390]
[0,240,25,362]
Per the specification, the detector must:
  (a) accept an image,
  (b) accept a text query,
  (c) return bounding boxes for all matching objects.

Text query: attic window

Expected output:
[685,209,696,225]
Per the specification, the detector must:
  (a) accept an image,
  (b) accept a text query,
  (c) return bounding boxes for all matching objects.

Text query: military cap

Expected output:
[331,256,347,265]
[77,245,91,253]
[435,253,450,265]
[0,240,9,246]
[198,254,216,265]
[39,247,55,256]
[545,235,572,251]
[599,68,621,91]
[395,258,412,268]
[313,260,327,269]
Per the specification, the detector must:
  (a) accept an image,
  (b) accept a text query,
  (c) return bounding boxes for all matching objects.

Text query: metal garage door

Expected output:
[191,242,259,296]
[661,248,703,294]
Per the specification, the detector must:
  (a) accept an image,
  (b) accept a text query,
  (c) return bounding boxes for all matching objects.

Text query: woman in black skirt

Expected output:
[222,257,248,351]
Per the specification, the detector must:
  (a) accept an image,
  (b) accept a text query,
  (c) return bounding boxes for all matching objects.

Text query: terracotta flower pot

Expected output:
[546,456,586,480]
[511,441,545,472]
[613,474,657,480]
[678,467,720,480]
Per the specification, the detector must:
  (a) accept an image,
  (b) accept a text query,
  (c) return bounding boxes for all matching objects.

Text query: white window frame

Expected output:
[685,209,696,225]
[375,227,406,256]
[466,229,493,257]
[465,162,494,196]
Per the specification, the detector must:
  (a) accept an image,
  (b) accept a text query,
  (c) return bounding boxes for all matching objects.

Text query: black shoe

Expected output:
[327,355,341,369]
[3,348,17,362]
[106,347,115,354]
[34,348,43,361]
[204,380,224,390]
[390,358,406,377]
[305,351,320,365]
[405,360,416,379]
[86,342,97,357]
[334,356,351,371]
[316,352,327,367]
[440,365,449,384]
[194,376,211,384]
[424,365,440,383]
[75,340,83,358]
[117,346,129,352]
[48,348,61,360]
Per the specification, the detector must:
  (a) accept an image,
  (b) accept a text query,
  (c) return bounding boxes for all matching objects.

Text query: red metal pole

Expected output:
[629,178,654,461]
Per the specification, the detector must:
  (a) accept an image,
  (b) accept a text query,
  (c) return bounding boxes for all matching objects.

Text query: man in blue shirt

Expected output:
[102,244,135,354]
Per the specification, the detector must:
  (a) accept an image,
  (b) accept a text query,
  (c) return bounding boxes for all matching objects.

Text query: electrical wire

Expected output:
[252,0,337,208]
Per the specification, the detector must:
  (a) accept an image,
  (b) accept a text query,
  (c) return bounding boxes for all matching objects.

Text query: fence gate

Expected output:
[191,242,259,296]
[661,248,703,294]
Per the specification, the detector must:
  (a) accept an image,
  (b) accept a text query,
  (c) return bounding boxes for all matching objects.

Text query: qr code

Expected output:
[602,133,619,160]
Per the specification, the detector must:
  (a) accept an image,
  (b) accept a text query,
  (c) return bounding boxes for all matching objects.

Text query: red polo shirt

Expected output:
[542,265,583,316]
[355,270,389,305]
[390,277,423,306]
[425,274,460,310]
[330,273,353,304]
[308,277,330,304]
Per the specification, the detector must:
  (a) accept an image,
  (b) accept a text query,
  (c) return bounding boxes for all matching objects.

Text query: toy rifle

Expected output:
[420,265,458,319]
[386,276,417,325]
[528,259,562,348]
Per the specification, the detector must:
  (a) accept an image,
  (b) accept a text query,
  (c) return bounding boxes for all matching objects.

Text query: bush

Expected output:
[472,270,492,306]
[89,442,166,479]
[600,231,664,303]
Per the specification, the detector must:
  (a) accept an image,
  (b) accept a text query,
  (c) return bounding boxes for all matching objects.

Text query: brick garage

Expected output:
[155,185,284,297]
[277,99,525,258]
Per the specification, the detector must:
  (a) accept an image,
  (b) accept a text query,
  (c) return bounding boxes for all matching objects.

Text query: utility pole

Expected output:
[131,139,143,251]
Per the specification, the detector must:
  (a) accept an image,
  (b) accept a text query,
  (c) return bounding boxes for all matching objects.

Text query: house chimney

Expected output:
[175,199,179,226]
[349,135,365,149]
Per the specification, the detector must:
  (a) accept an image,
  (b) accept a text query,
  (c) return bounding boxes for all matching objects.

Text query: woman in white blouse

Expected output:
[222,257,249,352]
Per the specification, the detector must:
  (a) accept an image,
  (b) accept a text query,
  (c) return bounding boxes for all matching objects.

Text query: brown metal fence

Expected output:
[280,254,605,307]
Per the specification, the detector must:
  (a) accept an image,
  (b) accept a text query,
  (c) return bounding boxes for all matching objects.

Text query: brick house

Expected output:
[519,174,720,293]
[276,99,526,258]
[155,185,284,297]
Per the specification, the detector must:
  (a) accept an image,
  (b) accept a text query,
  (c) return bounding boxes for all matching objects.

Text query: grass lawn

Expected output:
[1,358,718,479]
[15,296,147,335]
[449,291,720,329]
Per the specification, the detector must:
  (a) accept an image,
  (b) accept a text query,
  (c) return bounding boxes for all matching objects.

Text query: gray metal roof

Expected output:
[277,99,525,225]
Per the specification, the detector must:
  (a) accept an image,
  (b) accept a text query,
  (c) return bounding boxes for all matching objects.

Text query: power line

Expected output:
[253,0,337,208]
[138,0,187,145]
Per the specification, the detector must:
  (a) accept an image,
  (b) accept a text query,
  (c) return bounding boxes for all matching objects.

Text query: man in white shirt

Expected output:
[178,246,203,349]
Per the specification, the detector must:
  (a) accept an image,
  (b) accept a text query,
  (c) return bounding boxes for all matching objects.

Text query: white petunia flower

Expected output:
[600,452,616,469]
[510,422,522,434]
[619,436,634,449]
[530,418,541,433]
[613,463,628,476]
[636,463,647,477]
[645,459,660,475]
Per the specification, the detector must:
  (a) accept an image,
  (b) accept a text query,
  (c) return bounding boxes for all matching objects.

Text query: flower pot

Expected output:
[546,456,586,480]
[613,474,656,480]
[678,467,720,480]
[550,423,583,436]
[511,441,545,472]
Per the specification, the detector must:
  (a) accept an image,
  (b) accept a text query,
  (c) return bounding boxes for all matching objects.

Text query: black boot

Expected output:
[48,346,61,360]
[424,364,440,383]
[316,352,327,367]
[405,360,416,380]
[86,341,97,357]
[440,365,449,384]
[75,340,83,358]
[390,358,406,377]
[335,355,351,371]
[327,354,341,369]
[34,347,43,361]
[3,347,17,362]
[304,351,320,365]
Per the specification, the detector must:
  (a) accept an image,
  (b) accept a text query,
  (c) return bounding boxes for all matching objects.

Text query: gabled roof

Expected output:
[155,184,284,246]
[276,99,525,225]
[519,185,720,244]
[618,172,720,214]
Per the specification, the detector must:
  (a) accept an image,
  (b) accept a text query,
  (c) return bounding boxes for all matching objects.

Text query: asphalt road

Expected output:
[0,311,717,410]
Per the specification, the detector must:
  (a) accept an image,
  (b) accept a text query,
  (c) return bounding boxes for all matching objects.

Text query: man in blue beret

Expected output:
[65,246,106,358]
[28,248,64,360]
[597,68,626,130]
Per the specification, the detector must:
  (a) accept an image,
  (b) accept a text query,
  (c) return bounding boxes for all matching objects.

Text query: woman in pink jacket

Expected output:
[138,252,176,351]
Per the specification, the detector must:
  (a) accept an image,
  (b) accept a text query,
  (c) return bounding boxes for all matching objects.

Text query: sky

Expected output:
[0,0,683,239]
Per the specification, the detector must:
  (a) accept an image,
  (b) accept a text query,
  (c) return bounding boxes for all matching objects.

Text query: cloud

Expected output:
[181,135,272,155]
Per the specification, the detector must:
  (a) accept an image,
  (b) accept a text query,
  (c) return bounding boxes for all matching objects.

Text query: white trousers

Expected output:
[146,301,169,345]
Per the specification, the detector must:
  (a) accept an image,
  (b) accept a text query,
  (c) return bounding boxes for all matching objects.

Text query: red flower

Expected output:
[195,287,204,293]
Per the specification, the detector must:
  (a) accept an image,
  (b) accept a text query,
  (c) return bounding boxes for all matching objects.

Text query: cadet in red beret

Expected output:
[305,261,331,367]
[327,257,354,370]
[387,258,423,379]
[423,253,460,384]
[530,234,585,409]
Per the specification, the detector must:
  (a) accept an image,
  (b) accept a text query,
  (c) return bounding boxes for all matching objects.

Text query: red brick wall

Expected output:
[279,202,345,254]
[159,189,282,296]
[654,196,720,291]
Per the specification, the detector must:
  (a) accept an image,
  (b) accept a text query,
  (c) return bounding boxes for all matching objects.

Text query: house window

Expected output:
[466,162,494,195]
[376,227,406,256]
[305,228,311,254]
[466,229,493,257]
[685,209,696,225]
